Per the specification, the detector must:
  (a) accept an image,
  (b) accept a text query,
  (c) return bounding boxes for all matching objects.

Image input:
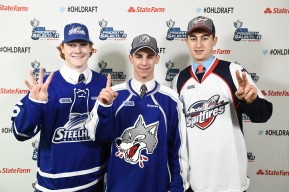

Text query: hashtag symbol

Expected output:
[0,47,3,52]
[1,128,4,133]
[265,130,268,135]
[67,6,70,12]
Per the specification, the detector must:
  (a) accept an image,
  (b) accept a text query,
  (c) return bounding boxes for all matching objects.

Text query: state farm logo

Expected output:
[261,90,289,96]
[0,168,31,174]
[213,49,231,54]
[0,88,29,94]
[264,7,289,14]
[128,6,165,13]
[0,4,29,11]
[257,169,289,176]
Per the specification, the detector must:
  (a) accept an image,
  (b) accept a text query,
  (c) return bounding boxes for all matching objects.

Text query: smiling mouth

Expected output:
[73,56,84,58]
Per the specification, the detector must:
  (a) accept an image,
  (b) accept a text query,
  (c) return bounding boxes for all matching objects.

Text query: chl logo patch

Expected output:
[115,115,159,168]
[185,95,229,130]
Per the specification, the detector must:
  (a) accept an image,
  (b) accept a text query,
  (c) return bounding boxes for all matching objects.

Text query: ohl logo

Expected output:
[185,95,229,130]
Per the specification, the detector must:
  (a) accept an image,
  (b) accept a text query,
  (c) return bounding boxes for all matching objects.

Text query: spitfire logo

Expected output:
[186,95,229,129]
[115,115,159,168]
[52,88,91,143]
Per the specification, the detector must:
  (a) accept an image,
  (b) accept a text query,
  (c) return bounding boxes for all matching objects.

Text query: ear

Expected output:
[213,36,218,47]
[60,44,65,54]
[128,54,133,64]
[155,54,160,64]
[91,47,97,53]
[184,37,189,48]
[184,37,188,43]
[135,115,143,128]
[147,122,159,136]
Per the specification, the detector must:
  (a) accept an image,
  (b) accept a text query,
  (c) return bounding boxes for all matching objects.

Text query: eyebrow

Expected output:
[135,53,155,57]
[189,34,210,38]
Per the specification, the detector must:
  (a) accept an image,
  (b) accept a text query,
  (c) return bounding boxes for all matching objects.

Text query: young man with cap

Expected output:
[11,23,110,192]
[171,16,273,192]
[85,34,189,192]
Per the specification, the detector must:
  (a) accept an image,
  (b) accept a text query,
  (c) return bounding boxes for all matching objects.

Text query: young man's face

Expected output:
[186,29,217,64]
[129,48,160,83]
[61,41,92,71]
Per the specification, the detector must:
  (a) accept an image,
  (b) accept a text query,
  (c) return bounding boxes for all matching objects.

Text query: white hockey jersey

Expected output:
[172,58,272,192]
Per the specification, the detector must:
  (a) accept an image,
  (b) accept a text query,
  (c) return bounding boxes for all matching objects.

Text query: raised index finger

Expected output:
[106,73,112,88]
[235,70,243,86]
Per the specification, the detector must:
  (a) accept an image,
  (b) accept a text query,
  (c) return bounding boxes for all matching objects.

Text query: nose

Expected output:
[75,45,82,53]
[141,58,148,66]
[196,38,202,48]
[116,139,122,146]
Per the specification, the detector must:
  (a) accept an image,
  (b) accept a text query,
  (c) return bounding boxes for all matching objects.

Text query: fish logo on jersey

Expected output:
[186,95,229,130]
[115,115,159,168]
[52,88,91,143]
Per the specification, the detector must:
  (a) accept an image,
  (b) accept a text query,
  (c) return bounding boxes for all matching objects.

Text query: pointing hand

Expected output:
[98,74,118,105]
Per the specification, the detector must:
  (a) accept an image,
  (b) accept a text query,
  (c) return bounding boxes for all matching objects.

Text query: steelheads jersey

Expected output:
[11,70,110,192]
[86,79,189,192]
[172,58,272,192]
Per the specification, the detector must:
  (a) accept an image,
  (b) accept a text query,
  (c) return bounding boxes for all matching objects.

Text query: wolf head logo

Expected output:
[115,115,159,168]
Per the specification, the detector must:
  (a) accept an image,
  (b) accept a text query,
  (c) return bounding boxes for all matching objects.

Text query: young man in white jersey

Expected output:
[85,34,189,192]
[172,16,273,192]
[11,23,110,192]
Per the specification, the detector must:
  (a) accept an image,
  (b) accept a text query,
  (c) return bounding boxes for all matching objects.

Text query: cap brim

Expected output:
[63,36,92,43]
[187,27,213,35]
[130,46,157,54]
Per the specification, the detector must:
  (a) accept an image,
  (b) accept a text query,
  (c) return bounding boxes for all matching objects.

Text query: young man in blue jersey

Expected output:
[171,16,273,192]
[11,23,110,192]
[85,34,189,192]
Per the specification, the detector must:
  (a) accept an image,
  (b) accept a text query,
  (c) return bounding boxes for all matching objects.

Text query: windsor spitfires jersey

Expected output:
[172,58,272,192]
[86,79,189,192]
[11,70,110,192]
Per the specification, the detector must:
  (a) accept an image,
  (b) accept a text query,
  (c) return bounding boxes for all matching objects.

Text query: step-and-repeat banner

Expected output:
[0,0,288,191]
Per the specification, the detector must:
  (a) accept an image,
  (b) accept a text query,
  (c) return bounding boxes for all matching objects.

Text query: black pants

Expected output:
[186,187,246,192]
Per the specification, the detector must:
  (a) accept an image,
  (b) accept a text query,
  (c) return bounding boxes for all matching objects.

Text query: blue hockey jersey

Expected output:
[11,69,110,192]
[86,79,189,192]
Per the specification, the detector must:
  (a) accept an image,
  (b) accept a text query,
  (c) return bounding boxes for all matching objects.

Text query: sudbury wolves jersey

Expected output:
[172,58,272,192]
[11,70,110,192]
[86,79,189,192]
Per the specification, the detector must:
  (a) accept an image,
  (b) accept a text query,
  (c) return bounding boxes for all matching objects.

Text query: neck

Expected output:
[134,76,154,84]
[65,62,88,73]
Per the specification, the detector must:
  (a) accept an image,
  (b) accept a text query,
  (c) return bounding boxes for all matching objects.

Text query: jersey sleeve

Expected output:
[230,63,273,122]
[168,97,189,191]
[85,99,114,143]
[11,94,45,141]
[171,73,179,92]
